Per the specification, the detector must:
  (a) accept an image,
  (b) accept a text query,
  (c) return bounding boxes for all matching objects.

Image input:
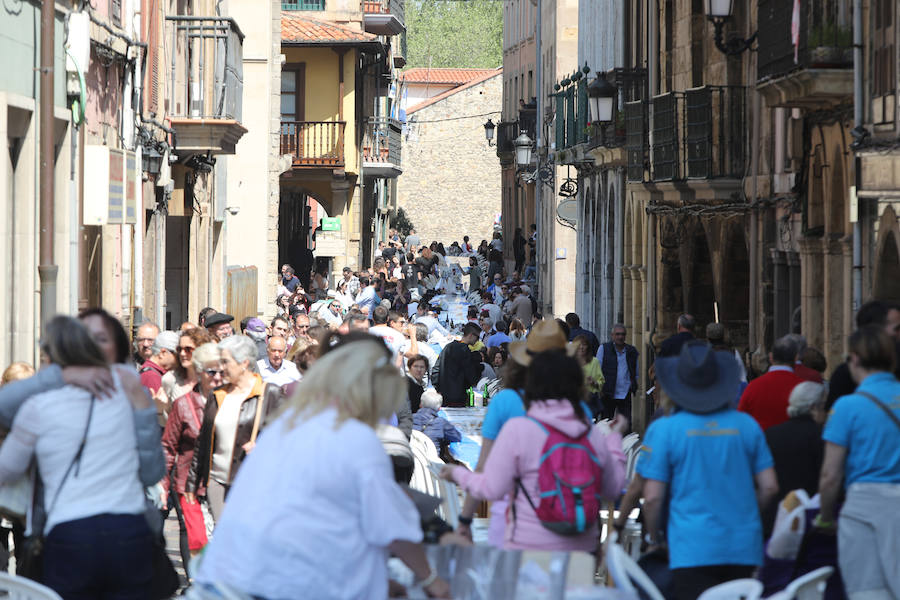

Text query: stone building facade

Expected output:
[398,71,502,246]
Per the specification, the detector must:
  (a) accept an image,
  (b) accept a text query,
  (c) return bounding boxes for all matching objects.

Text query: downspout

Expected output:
[748,4,761,353]
[534,0,543,312]
[38,0,57,332]
[646,0,658,341]
[852,0,862,311]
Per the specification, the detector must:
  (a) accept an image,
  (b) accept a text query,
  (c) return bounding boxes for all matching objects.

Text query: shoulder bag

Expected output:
[20,396,96,582]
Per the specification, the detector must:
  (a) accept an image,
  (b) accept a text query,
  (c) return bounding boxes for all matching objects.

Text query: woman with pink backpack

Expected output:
[441,350,626,550]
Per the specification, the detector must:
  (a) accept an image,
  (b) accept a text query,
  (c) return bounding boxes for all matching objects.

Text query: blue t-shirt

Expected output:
[481,389,525,440]
[636,408,773,569]
[823,372,900,486]
[481,389,594,440]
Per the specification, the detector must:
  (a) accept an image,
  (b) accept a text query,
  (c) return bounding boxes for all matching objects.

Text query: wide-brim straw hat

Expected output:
[654,340,740,414]
[508,320,577,366]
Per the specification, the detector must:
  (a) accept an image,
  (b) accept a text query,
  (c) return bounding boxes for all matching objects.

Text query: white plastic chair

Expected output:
[429,461,460,526]
[697,578,763,600]
[767,567,834,600]
[605,542,665,600]
[0,573,63,600]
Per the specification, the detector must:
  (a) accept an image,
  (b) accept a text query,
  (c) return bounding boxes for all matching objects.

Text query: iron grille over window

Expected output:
[652,93,679,181]
[625,101,646,182]
[110,0,122,26]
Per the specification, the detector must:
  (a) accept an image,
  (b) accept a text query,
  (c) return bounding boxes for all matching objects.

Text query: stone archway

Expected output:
[874,206,900,302]
[720,220,751,349]
[681,220,717,333]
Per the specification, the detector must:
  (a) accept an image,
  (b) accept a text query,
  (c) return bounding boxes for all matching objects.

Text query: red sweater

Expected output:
[738,368,803,431]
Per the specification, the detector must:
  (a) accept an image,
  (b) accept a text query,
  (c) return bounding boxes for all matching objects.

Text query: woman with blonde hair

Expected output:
[1,363,34,385]
[161,327,214,406]
[185,335,284,520]
[193,334,450,598]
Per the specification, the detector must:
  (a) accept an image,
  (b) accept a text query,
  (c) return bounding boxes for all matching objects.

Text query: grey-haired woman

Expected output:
[185,335,284,519]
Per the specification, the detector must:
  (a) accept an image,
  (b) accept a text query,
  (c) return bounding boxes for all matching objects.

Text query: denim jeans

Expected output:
[43,513,153,600]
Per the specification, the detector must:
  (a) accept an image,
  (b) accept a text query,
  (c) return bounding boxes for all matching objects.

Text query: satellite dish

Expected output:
[557,199,578,224]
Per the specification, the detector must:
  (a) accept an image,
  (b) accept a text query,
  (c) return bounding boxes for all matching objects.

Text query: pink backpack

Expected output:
[515,417,604,535]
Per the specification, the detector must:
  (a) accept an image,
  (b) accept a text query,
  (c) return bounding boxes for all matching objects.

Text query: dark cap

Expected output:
[204,312,234,328]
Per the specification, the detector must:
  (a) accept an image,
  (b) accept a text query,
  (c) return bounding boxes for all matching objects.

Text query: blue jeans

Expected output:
[43,513,153,600]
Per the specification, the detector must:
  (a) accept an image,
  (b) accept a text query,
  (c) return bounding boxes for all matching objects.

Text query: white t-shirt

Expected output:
[0,378,146,534]
[210,391,245,484]
[196,407,422,599]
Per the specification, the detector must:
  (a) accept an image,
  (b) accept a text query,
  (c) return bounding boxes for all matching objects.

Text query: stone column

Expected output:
[798,238,825,350]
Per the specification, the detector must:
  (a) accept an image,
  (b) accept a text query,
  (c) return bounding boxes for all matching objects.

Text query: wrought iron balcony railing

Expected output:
[496,121,519,157]
[758,0,852,81]
[648,85,746,182]
[166,16,244,121]
[362,117,402,167]
[280,121,346,167]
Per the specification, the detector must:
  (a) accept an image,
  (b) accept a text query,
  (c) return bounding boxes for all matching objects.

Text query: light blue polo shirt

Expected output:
[823,372,900,486]
[637,408,773,569]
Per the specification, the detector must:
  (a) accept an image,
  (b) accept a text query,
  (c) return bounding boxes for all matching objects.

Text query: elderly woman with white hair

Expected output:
[762,381,827,535]
[161,342,225,562]
[185,335,284,520]
[412,389,462,453]
[192,333,450,599]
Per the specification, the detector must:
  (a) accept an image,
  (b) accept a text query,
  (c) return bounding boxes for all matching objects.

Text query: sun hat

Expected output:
[654,340,740,414]
[508,320,576,366]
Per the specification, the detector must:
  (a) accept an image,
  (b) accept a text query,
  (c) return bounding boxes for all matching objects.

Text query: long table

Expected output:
[440,407,486,470]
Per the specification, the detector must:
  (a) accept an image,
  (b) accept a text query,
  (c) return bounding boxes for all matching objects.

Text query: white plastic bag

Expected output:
[766,489,820,560]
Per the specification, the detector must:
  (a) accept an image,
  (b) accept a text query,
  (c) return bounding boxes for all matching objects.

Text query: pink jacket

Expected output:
[451,400,625,551]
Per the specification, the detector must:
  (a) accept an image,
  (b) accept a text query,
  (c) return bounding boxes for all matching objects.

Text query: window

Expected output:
[282,0,326,10]
[281,65,306,122]
[872,0,896,126]
[110,0,122,26]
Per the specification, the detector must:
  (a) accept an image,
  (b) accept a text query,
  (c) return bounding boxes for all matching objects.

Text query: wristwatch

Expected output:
[457,515,473,526]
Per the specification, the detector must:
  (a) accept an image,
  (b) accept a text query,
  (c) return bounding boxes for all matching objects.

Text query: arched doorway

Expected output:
[682,221,716,333]
[720,221,750,349]
[279,188,327,290]
[874,207,900,302]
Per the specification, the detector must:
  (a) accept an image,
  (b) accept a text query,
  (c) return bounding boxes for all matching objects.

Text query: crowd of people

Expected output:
[0,225,894,599]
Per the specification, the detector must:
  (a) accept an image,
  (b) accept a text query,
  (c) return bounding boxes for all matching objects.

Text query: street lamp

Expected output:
[483,118,496,146]
[705,0,757,56]
[514,132,533,168]
[588,75,617,123]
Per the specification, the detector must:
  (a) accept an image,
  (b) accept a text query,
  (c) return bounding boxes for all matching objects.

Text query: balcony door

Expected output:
[281,64,306,157]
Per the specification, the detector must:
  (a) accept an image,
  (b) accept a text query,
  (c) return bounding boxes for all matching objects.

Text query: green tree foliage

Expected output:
[405,0,502,69]
[390,207,415,237]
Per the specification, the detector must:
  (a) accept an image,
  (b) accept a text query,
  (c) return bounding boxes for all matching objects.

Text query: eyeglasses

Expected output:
[176,346,195,355]
[296,325,310,330]
[203,368,224,376]
[135,337,155,344]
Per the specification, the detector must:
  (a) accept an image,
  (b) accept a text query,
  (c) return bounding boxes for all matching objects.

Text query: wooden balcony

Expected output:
[166,16,247,155]
[280,121,345,167]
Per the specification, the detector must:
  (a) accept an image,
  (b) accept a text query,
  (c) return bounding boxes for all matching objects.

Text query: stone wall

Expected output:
[397,73,502,247]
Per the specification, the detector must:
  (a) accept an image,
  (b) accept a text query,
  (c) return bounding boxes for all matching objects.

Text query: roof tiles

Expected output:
[400,68,501,85]
[281,14,378,44]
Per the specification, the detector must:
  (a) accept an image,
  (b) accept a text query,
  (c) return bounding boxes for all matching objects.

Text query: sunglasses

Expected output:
[203,368,224,376]
[176,346,195,355]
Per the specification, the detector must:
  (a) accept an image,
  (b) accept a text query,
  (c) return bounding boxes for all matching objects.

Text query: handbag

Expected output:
[20,396,96,582]
[179,494,209,551]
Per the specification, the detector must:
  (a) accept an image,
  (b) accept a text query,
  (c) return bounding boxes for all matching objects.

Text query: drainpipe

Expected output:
[534,0,543,312]
[748,25,761,351]
[38,0,57,332]
[851,0,862,311]
[646,0,658,342]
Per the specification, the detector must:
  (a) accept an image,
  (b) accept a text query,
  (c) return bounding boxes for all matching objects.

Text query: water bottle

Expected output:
[466,387,474,407]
